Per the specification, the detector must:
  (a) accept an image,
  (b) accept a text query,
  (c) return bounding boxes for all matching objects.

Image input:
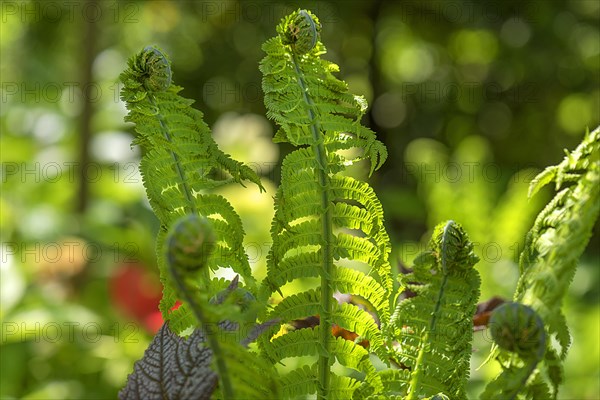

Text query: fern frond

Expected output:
[258,9,392,398]
[528,126,598,198]
[484,126,600,399]
[263,325,322,364]
[389,221,480,399]
[120,46,264,332]
[332,267,390,324]
[333,303,386,361]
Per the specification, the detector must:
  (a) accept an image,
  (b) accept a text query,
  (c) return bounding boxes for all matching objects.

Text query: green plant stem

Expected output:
[151,94,229,394]
[406,329,429,400]
[149,95,198,215]
[168,261,234,399]
[292,52,333,399]
[407,221,452,399]
[150,94,208,283]
[429,221,452,329]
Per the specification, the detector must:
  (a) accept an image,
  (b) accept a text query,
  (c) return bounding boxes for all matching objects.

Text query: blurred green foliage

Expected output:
[401,135,549,299]
[1,0,598,398]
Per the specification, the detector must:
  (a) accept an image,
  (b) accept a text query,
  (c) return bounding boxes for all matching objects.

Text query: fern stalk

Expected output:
[406,222,455,399]
[147,93,209,282]
[406,328,429,400]
[291,50,335,398]
[151,95,197,214]
[390,220,480,399]
[166,243,233,399]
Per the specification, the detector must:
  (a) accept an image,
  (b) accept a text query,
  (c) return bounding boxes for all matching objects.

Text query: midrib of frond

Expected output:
[148,95,197,216]
[291,52,334,399]
[166,247,234,399]
[429,221,453,330]
[406,222,452,400]
[147,93,234,400]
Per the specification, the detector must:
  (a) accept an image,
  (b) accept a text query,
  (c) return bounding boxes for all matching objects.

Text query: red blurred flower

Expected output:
[110,263,162,332]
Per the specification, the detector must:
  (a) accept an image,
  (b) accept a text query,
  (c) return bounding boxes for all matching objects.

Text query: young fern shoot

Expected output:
[120,47,264,333]
[258,9,392,399]
[483,126,600,399]
[481,302,548,400]
[381,221,480,399]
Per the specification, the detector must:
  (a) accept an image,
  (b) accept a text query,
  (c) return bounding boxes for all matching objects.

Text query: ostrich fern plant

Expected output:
[119,9,600,400]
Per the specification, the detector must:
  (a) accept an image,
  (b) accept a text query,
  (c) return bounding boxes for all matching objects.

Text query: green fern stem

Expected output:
[406,328,430,400]
[149,95,197,216]
[147,93,206,283]
[406,221,452,400]
[291,51,334,399]
[429,221,453,330]
[168,264,233,398]
[165,216,234,399]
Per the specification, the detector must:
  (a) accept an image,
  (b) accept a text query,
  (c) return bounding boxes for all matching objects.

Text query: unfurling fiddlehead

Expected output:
[481,302,547,400]
[164,216,280,399]
[120,46,264,334]
[165,216,234,399]
[131,46,172,92]
[380,220,480,399]
[258,9,391,399]
[166,215,215,272]
[279,9,320,55]
[489,302,545,359]
[482,126,599,399]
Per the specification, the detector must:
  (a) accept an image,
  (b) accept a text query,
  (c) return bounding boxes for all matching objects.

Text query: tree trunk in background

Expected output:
[77,0,97,213]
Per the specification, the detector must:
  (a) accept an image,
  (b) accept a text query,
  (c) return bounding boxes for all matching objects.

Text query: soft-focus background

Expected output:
[1,0,599,398]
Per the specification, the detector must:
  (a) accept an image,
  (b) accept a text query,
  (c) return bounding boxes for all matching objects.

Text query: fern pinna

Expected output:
[483,126,600,399]
[258,10,392,399]
[119,46,264,333]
